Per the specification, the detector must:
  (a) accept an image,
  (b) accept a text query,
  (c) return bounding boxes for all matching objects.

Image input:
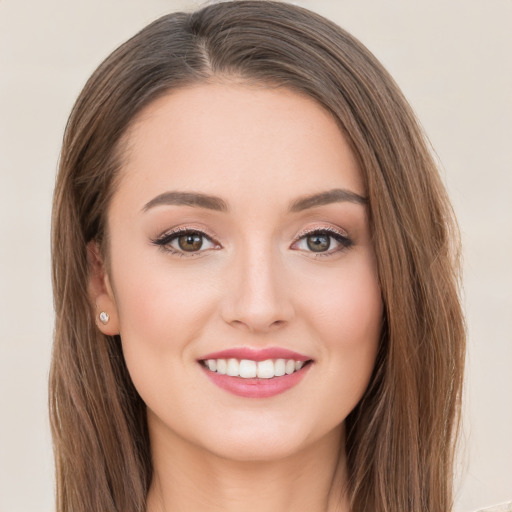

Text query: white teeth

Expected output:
[274,359,286,377]
[226,358,239,376]
[239,359,257,378]
[257,359,275,379]
[204,357,308,379]
[216,359,227,374]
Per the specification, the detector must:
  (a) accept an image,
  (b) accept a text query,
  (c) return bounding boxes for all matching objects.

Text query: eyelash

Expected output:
[151,227,220,257]
[292,227,353,257]
[151,227,353,257]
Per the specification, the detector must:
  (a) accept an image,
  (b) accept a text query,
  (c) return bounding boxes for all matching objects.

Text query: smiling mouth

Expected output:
[200,358,313,379]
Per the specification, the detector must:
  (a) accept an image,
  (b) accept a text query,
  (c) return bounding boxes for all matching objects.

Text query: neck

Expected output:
[146,419,349,512]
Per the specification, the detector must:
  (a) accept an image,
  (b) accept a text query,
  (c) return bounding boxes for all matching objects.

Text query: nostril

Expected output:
[227,318,288,333]
[230,319,249,330]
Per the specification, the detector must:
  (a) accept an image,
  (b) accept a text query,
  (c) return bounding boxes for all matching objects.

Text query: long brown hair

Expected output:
[50,2,465,511]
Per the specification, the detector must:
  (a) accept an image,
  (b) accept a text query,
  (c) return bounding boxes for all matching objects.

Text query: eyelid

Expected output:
[156,224,218,239]
[294,224,349,241]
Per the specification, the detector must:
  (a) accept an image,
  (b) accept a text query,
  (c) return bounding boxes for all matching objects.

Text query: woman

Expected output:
[50,1,465,511]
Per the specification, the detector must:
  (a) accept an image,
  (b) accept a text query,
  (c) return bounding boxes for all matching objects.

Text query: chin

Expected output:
[209,436,303,463]
[191,415,341,464]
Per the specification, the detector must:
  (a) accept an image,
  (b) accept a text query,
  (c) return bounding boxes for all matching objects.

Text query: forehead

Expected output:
[115,83,364,211]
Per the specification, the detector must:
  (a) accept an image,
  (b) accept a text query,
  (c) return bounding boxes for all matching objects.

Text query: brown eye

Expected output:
[306,234,330,252]
[177,233,204,252]
[153,229,218,255]
[291,228,353,256]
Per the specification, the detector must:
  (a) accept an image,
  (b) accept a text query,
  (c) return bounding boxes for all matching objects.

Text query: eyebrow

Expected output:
[142,191,229,212]
[142,187,367,214]
[289,188,367,212]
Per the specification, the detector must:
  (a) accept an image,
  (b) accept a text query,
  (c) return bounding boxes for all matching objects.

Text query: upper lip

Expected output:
[199,347,311,362]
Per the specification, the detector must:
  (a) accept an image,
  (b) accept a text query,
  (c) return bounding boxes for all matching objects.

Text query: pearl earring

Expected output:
[99,311,110,325]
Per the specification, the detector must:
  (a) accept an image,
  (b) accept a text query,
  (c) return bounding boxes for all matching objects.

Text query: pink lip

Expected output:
[199,347,310,362]
[200,363,312,398]
[198,347,313,398]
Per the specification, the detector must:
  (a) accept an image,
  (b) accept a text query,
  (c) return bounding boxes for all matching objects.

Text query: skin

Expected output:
[90,83,383,512]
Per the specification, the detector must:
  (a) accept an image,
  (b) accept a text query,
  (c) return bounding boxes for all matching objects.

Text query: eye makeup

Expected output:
[151,226,221,257]
[291,226,353,257]
[150,223,354,259]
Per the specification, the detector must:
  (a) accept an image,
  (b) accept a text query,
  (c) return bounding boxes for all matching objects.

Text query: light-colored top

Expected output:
[476,502,512,512]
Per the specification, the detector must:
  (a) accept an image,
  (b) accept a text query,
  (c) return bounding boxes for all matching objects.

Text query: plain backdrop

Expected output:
[0,1,511,511]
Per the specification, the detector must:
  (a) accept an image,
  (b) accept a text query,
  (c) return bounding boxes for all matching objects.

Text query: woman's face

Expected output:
[96,83,383,461]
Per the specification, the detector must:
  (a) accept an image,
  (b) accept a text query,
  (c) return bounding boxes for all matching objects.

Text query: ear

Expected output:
[87,241,120,336]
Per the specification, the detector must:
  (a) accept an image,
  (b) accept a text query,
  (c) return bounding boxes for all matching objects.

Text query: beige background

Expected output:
[0,1,511,511]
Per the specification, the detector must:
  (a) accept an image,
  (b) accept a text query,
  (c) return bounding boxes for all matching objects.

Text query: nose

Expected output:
[220,244,294,334]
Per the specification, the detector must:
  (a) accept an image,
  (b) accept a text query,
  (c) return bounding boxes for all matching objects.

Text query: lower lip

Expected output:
[200,363,312,398]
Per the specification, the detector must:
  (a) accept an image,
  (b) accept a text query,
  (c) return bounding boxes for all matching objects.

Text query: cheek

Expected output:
[110,258,221,417]
[113,256,216,337]
[109,251,223,393]
[305,255,383,346]
[298,254,382,407]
